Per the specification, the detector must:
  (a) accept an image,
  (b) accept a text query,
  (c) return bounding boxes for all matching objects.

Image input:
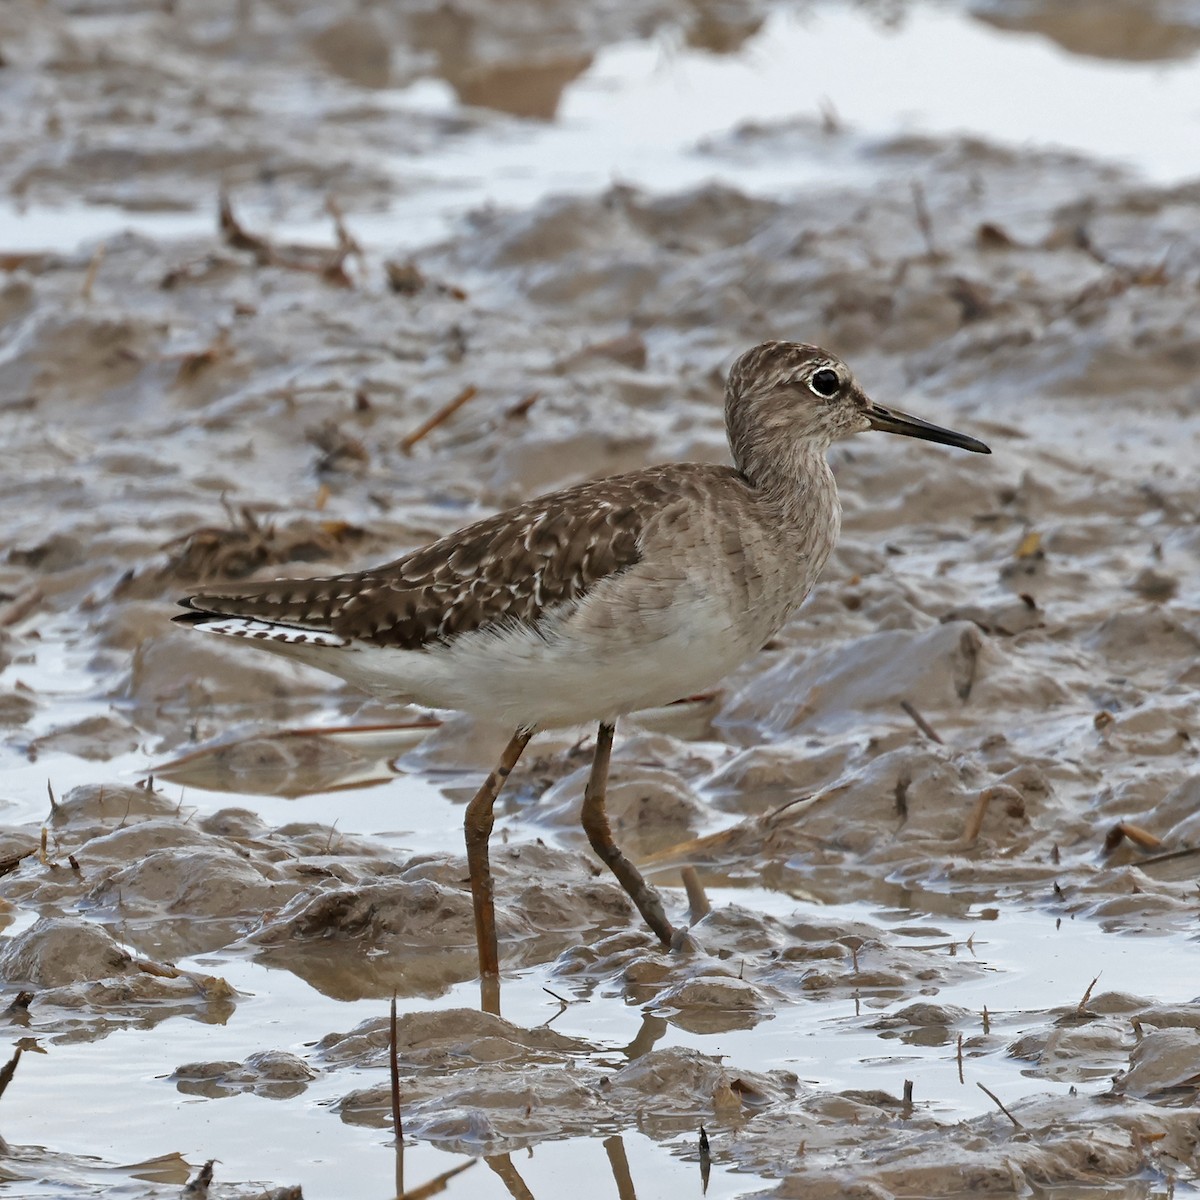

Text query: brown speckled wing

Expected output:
[175,472,686,650]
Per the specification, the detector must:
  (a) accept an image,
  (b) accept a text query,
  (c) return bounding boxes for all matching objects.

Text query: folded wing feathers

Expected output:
[175,473,672,651]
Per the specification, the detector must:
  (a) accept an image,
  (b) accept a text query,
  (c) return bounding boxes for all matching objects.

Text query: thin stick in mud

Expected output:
[682,865,711,924]
[390,993,403,1144]
[0,1046,21,1102]
[976,1082,1022,1129]
[910,180,940,260]
[400,386,479,453]
[1077,974,1100,1015]
[961,790,991,844]
[900,699,943,744]
[506,392,540,419]
[182,1159,214,1198]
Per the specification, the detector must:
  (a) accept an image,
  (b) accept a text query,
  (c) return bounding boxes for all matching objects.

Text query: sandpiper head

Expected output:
[726,341,990,470]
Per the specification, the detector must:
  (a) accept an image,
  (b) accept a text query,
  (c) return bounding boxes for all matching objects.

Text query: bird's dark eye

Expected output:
[810,368,840,398]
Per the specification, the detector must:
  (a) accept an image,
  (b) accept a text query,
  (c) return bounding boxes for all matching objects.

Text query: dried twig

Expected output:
[910,180,939,259]
[390,993,403,1144]
[961,791,992,844]
[326,195,362,259]
[1136,844,1200,868]
[219,191,355,286]
[219,192,271,261]
[1103,822,1164,855]
[977,1081,1022,1128]
[81,242,106,300]
[506,392,540,419]
[900,699,943,744]
[182,1159,215,1199]
[0,1046,21,1101]
[681,866,711,924]
[400,386,478,453]
[1077,973,1100,1015]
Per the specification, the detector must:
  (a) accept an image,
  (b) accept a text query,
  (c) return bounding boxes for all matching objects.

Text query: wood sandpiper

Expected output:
[175,341,991,1013]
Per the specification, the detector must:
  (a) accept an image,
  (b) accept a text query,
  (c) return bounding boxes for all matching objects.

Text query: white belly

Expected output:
[192,528,811,730]
[330,568,783,729]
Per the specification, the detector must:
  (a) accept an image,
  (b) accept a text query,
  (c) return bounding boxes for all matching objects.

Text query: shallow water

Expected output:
[8,889,1197,1198]
[3,3,1200,255]
[2,0,1199,1196]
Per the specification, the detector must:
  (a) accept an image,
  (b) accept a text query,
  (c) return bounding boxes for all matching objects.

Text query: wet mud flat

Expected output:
[2,1,1200,1197]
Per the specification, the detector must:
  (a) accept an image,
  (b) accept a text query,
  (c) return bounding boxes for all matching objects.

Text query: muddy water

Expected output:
[2,1,1200,1197]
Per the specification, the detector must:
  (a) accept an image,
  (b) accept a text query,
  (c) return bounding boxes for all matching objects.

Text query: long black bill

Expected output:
[867,403,991,454]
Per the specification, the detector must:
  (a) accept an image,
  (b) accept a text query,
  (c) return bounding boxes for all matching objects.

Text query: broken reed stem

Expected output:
[400,385,478,453]
[81,242,106,300]
[1102,821,1162,855]
[219,191,269,259]
[0,1047,21,1101]
[961,791,991,844]
[4,992,32,1017]
[389,993,403,1144]
[956,1032,964,1084]
[900,699,943,744]
[183,1159,215,1198]
[977,1081,1022,1129]
[218,191,354,284]
[1135,844,1200,867]
[681,865,711,924]
[326,195,362,257]
[1077,973,1100,1014]
[910,180,939,259]
[506,392,540,419]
